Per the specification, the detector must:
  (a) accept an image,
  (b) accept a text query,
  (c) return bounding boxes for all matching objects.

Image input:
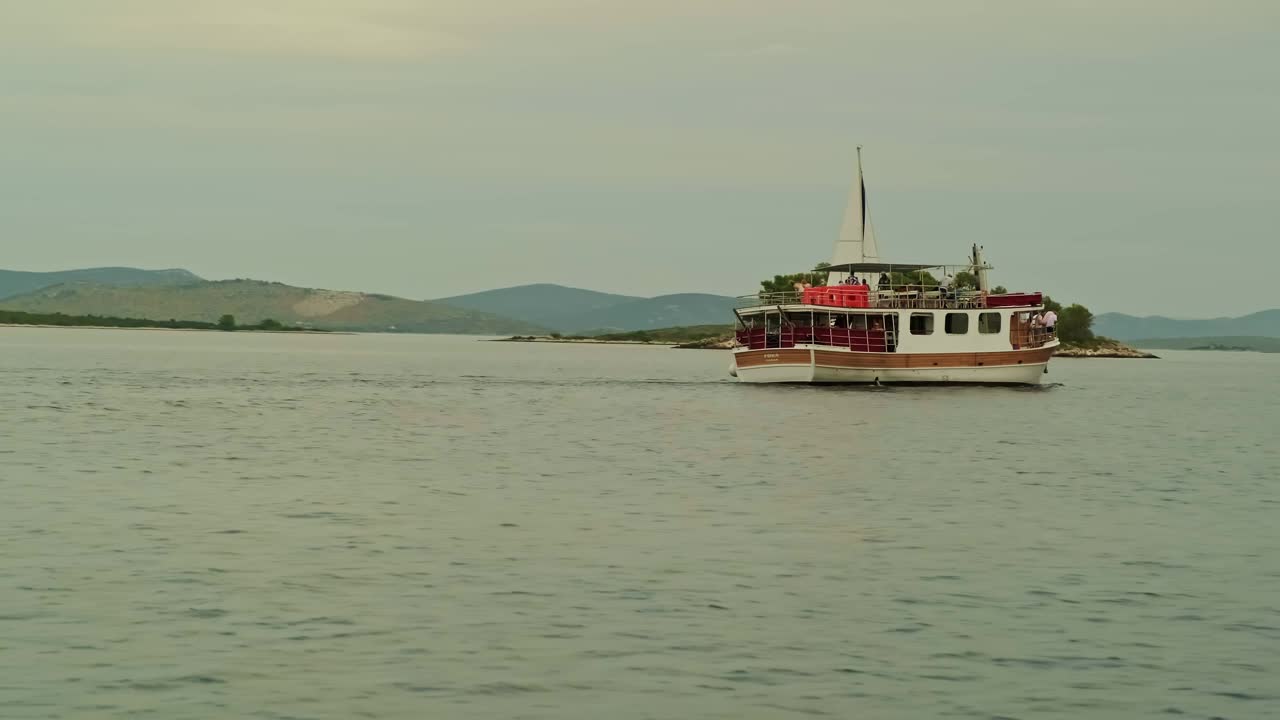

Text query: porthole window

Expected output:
[909,313,934,335]
[945,313,969,334]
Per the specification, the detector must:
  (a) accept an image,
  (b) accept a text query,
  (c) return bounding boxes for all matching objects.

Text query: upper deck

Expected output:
[739,258,1045,313]
[737,286,1043,313]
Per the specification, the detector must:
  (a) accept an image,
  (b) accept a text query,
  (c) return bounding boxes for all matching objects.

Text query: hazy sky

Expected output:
[3,1,1276,316]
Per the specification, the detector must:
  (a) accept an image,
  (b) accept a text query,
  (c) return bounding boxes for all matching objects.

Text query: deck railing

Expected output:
[738,287,1043,311]
[735,327,895,352]
[732,320,1055,352]
[1009,318,1055,349]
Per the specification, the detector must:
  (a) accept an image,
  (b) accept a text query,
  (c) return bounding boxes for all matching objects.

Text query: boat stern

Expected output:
[731,347,815,383]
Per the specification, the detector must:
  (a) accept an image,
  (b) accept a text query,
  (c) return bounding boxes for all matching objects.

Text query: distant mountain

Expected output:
[1095,309,1280,340]
[435,284,642,330]
[0,267,201,301]
[436,284,738,332]
[1132,336,1280,353]
[560,293,741,333]
[0,280,546,335]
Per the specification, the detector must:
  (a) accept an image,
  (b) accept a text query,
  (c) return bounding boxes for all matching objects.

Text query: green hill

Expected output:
[0,280,547,335]
[1095,310,1280,340]
[438,285,739,333]
[589,324,733,343]
[560,293,740,333]
[435,284,642,330]
[0,266,202,301]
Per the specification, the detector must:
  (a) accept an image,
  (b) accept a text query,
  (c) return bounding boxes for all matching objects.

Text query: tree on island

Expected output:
[889,270,938,286]
[758,262,832,295]
[218,314,236,331]
[1041,296,1095,344]
[761,262,956,293]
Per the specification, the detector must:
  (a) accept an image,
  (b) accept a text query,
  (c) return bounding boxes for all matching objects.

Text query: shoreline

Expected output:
[1053,340,1158,358]
[492,336,665,346]
[0,323,344,335]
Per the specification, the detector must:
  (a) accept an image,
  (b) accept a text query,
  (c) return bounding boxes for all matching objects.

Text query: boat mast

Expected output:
[972,243,991,292]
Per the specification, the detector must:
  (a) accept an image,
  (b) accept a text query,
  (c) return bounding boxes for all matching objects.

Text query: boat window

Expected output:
[945,313,969,334]
[849,314,868,330]
[978,312,1002,334]
[909,313,934,335]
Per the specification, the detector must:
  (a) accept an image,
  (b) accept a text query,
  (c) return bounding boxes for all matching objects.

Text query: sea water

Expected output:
[2,327,1277,719]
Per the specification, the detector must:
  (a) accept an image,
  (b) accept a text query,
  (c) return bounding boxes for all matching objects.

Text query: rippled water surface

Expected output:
[3,327,1279,719]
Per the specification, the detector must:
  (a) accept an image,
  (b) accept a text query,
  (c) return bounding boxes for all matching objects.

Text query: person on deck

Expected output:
[1042,308,1058,336]
[938,273,954,302]
[877,273,890,289]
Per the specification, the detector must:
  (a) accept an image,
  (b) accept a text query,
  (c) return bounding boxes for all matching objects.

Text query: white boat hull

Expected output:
[731,345,1055,385]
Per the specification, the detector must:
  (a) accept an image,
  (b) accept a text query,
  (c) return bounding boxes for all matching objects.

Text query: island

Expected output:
[1128,336,1280,354]
[496,325,732,346]
[0,309,327,333]
[1052,338,1158,358]
[1190,344,1254,352]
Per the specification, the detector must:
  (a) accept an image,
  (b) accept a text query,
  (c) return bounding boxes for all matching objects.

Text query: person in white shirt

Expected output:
[937,273,954,304]
[1042,309,1058,335]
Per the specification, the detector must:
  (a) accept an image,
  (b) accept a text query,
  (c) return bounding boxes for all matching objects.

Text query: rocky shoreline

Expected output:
[494,336,660,345]
[673,336,735,349]
[1053,339,1158,358]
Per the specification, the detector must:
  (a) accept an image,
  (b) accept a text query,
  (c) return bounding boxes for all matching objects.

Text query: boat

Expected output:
[729,148,1058,385]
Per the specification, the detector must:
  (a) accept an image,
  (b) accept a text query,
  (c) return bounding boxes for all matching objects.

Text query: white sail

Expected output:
[828,147,879,284]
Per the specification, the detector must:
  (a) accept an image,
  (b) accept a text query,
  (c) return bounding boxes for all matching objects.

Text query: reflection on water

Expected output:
[2,328,1278,719]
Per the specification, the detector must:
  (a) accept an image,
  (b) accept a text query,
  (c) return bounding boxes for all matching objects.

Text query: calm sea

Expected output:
[2,327,1278,720]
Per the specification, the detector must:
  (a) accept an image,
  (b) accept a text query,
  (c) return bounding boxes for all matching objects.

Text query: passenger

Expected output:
[870,317,883,331]
[938,273,954,302]
[878,273,890,289]
[1042,308,1058,335]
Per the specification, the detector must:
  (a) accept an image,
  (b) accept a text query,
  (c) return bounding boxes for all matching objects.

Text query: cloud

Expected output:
[2,0,469,61]
[7,0,1274,65]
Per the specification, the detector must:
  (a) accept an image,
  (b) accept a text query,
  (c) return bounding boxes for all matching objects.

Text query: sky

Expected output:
[2,0,1277,317]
